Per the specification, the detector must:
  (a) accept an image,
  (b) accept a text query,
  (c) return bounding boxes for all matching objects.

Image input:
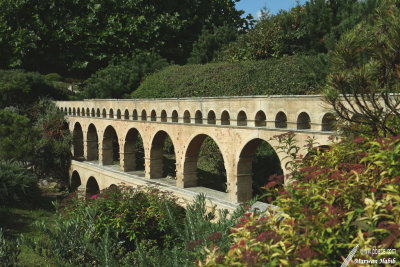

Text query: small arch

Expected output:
[183,110,191,123]
[255,111,266,127]
[81,108,85,116]
[322,113,336,131]
[72,122,84,159]
[68,107,71,115]
[141,110,147,121]
[275,112,287,128]
[102,126,120,166]
[172,110,178,122]
[195,110,203,124]
[237,111,247,126]
[87,124,99,161]
[86,177,100,196]
[60,107,63,113]
[70,171,81,192]
[151,110,157,121]
[73,108,76,116]
[161,110,167,122]
[297,112,311,130]
[64,107,68,115]
[77,108,80,116]
[117,109,121,119]
[207,110,216,124]
[124,109,129,120]
[96,108,100,117]
[91,108,95,117]
[221,111,230,125]
[132,109,138,120]
[102,108,107,118]
[86,108,90,117]
[109,109,114,119]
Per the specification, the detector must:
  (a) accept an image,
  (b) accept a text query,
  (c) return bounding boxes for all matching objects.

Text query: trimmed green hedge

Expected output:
[132,56,322,98]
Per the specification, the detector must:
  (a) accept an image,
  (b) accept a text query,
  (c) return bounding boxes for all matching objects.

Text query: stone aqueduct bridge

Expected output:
[56,95,335,204]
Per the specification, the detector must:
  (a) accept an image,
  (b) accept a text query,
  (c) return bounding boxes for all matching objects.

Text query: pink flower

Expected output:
[91,194,98,199]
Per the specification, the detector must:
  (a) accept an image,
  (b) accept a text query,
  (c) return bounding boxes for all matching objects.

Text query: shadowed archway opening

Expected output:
[151,110,157,121]
[161,110,167,122]
[109,109,114,119]
[96,108,100,117]
[124,109,129,120]
[149,131,176,179]
[322,113,336,131]
[297,112,311,129]
[238,139,283,202]
[77,108,80,116]
[184,110,191,123]
[102,108,107,118]
[86,176,100,196]
[132,109,138,120]
[255,111,266,127]
[172,110,178,122]
[195,111,203,124]
[123,128,144,172]
[221,111,230,125]
[81,108,85,116]
[207,111,216,124]
[86,108,90,117]
[117,109,121,119]
[68,108,71,115]
[73,108,76,116]
[275,111,287,128]
[237,111,247,126]
[141,110,147,121]
[72,122,84,159]
[91,108,95,117]
[87,124,98,161]
[102,126,119,166]
[184,135,226,192]
[70,171,81,192]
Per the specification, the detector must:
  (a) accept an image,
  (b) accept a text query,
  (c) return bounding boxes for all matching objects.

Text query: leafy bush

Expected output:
[0,160,38,205]
[132,56,321,98]
[82,52,169,99]
[0,69,69,108]
[202,133,400,265]
[0,228,21,266]
[30,186,185,265]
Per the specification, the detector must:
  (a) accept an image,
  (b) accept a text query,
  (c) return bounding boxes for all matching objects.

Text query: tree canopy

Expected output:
[0,0,249,77]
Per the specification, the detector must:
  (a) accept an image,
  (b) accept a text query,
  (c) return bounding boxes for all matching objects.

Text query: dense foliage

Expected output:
[82,52,169,99]
[0,160,38,205]
[0,70,69,109]
[217,0,378,61]
[202,132,400,265]
[0,0,249,76]
[325,0,400,136]
[132,56,320,98]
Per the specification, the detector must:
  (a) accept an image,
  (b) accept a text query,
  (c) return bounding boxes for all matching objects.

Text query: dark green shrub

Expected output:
[0,160,38,205]
[132,57,320,98]
[0,109,35,161]
[0,228,21,266]
[82,52,169,99]
[44,73,63,82]
[0,69,69,108]
[31,186,185,265]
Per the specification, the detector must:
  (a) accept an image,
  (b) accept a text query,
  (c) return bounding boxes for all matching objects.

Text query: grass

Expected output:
[0,195,60,266]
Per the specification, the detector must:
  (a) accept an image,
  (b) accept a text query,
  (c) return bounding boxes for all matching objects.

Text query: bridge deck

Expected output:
[72,160,270,212]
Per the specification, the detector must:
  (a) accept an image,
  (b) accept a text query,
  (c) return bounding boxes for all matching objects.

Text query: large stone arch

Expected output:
[102,125,119,166]
[149,130,176,179]
[122,128,144,172]
[236,138,282,201]
[72,122,84,159]
[86,123,98,161]
[86,176,100,196]
[182,134,227,191]
[70,170,82,192]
